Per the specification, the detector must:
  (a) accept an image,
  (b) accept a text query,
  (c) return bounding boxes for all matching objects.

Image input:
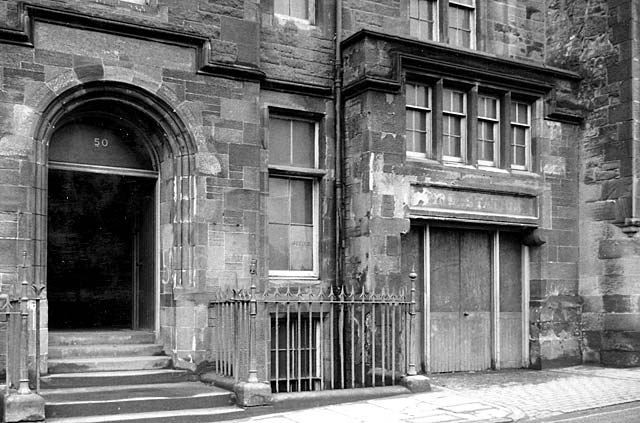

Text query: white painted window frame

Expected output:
[510,101,531,171]
[406,83,433,159]
[448,0,476,49]
[274,0,316,25]
[268,117,320,279]
[409,0,439,42]
[477,95,500,167]
[442,88,467,163]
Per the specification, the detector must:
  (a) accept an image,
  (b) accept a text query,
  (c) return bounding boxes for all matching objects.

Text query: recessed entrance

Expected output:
[47,115,158,331]
[402,225,529,373]
[47,170,155,329]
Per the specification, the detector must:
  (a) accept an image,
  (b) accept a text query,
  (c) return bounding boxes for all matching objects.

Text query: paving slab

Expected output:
[222,366,640,423]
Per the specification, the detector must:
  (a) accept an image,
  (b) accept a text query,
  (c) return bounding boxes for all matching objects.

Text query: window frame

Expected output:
[267,113,322,279]
[405,83,433,159]
[270,313,322,392]
[403,76,536,171]
[409,0,438,42]
[441,87,467,163]
[447,0,476,49]
[509,101,532,171]
[274,0,316,25]
[477,95,500,167]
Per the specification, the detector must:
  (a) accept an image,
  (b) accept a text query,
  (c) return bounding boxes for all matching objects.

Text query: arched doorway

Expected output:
[47,113,158,330]
[35,82,198,338]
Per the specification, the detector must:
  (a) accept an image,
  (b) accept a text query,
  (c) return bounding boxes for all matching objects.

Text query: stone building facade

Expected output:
[0,0,638,399]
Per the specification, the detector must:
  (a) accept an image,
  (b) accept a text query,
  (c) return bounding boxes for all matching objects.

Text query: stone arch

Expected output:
[32,80,199,294]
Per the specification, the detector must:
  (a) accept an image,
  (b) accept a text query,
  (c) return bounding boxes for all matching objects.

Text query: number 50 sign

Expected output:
[94,137,109,148]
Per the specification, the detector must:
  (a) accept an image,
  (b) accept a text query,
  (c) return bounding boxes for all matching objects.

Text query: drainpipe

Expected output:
[334,0,344,289]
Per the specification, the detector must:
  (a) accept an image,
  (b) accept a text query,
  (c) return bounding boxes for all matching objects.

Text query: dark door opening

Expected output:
[47,169,156,330]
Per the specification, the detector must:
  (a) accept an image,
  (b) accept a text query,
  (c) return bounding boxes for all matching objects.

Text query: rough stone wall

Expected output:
[546,0,640,366]
[0,0,336,373]
[341,11,584,367]
[260,0,335,86]
[1,0,261,69]
[341,0,547,62]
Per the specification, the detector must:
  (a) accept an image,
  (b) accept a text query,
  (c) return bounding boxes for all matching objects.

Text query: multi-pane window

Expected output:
[268,117,318,277]
[510,102,531,169]
[477,96,499,166]
[275,0,313,21]
[270,315,321,392]
[442,88,466,161]
[449,0,475,48]
[409,0,437,41]
[406,83,432,157]
[404,81,534,169]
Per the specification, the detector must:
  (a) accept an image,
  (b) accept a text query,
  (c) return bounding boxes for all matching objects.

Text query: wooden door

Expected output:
[498,231,523,368]
[136,189,155,330]
[429,228,492,372]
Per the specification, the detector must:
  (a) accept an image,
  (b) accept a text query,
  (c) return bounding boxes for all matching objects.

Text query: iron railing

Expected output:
[207,283,414,393]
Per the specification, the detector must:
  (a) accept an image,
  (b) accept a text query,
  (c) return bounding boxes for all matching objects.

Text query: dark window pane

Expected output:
[270,118,291,166]
[274,0,288,15]
[416,85,428,108]
[290,179,312,224]
[268,223,290,270]
[290,225,313,270]
[292,120,315,168]
[268,177,290,224]
[415,131,427,153]
[514,145,526,165]
[290,0,308,19]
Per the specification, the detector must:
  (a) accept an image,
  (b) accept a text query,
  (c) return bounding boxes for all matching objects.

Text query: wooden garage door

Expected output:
[430,227,492,373]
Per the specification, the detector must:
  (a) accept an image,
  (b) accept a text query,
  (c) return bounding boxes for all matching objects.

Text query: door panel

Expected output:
[137,192,155,330]
[430,312,460,372]
[430,229,460,313]
[429,227,492,373]
[430,228,461,372]
[499,232,523,368]
[460,231,492,371]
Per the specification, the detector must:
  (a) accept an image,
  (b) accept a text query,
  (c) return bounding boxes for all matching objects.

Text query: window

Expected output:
[448,0,475,48]
[270,315,321,392]
[410,0,437,41]
[274,0,314,23]
[407,0,476,49]
[510,101,531,170]
[477,95,499,166]
[404,81,534,170]
[442,88,466,162]
[268,116,320,277]
[406,83,432,158]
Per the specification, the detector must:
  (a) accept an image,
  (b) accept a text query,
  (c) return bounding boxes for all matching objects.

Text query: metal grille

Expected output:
[208,286,413,393]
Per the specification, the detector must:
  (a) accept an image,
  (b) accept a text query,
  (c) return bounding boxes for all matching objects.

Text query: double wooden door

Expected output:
[430,228,492,372]
[402,226,525,374]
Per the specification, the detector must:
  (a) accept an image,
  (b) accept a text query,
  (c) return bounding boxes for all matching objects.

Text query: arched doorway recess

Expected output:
[34,81,197,333]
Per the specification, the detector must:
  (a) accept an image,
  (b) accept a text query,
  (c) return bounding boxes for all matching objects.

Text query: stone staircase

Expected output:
[41,330,244,423]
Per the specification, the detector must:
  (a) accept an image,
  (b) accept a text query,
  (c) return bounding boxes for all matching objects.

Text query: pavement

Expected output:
[224,365,640,423]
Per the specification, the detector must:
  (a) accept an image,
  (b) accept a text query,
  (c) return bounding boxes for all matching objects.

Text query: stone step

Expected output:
[41,370,198,389]
[43,382,234,419]
[47,356,171,374]
[49,330,156,346]
[46,406,244,423]
[49,343,165,359]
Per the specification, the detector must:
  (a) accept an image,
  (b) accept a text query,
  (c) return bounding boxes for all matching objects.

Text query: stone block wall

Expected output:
[341,0,546,62]
[546,0,640,366]
[0,0,337,373]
